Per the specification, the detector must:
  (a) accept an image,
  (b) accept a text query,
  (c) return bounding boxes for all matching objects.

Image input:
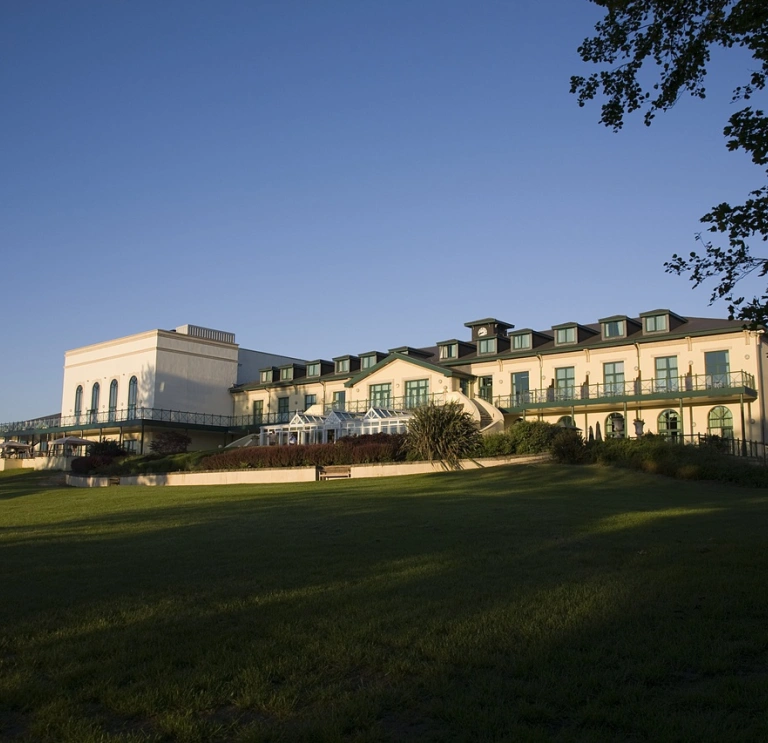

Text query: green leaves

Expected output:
[574,1,768,324]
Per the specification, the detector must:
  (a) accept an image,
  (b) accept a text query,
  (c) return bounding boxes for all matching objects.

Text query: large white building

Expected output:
[2,310,766,453]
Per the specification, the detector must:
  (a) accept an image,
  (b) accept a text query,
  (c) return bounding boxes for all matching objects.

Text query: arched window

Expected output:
[708,406,733,438]
[128,376,138,417]
[74,386,83,423]
[606,413,625,438]
[557,416,575,428]
[658,409,682,442]
[90,383,100,423]
[108,379,118,422]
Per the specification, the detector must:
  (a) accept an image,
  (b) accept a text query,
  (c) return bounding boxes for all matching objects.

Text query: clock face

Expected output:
[477,327,488,337]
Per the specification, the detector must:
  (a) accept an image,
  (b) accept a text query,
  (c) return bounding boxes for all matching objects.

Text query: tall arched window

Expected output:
[74,386,83,423]
[90,383,100,423]
[708,406,734,438]
[108,379,118,422]
[606,413,625,438]
[658,409,681,442]
[128,376,138,418]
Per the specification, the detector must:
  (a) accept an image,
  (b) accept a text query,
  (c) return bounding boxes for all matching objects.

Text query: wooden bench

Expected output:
[108,476,121,486]
[317,465,352,481]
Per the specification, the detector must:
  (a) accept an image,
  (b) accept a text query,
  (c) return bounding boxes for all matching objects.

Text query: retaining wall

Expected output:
[66,454,548,488]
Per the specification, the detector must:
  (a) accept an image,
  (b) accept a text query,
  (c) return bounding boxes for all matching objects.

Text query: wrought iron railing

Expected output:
[495,371,755,409]
[322,393,447,415]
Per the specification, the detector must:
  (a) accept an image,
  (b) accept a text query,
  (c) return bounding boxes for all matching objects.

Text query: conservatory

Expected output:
[257,407,412,446]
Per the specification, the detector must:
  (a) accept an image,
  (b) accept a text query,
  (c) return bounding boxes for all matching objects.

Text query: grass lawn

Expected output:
[1,464,767,742]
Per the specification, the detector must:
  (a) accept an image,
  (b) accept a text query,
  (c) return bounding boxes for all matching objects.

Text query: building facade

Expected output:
[2,310,765,452]
[230,310,766,446]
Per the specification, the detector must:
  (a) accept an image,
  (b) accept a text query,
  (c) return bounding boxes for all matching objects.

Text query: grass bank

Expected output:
[1,465,767,742]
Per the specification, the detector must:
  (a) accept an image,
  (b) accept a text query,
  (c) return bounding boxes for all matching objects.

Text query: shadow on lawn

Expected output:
[1,464,768,741]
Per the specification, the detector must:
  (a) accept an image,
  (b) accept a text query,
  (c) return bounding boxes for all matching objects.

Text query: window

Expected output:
[603,320,624,338]
[336,359,350,374]
[124,439,138,454]
[603,362,625,396]
[108,379,118,422]
[277,397,290,422]
[606,412,625,438]
[556,327,576,344]
[306,363,320,377]
[369,383,392,409]
[555,367,575,400]
[478,376,493,402]
[512,371,529,405]
[360,355,375,370]
[478,338,497,355]
[253,400,263,424]
[655,356,679,392]
[439,344,457,359]
[705,351,730,387]
[260,370,272,383]
[74,385,83,423]
[280,367,293,381]
[512,334,531,350]
[708,406,734,438]
[127,376,138,417]
[332,391,346,411]
[658,409,682,442]
[89,383,100,423]
[644,314,668,333]
[404,379,429,408]
[304,394,317,410]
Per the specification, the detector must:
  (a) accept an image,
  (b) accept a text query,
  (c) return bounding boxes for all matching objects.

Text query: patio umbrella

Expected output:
[0,441,32,450]
[595,422,603,442]
[49,436,96,448]
[588,426,594,443]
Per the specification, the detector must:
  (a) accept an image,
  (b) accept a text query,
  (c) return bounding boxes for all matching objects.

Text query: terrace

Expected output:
[494,371,757,411]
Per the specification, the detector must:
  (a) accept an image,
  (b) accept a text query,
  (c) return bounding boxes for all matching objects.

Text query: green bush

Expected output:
[404,403,481,469]
[589,435,768,487]
[550,428,587,464]
[506,420,560,454]
[149,431,192,455]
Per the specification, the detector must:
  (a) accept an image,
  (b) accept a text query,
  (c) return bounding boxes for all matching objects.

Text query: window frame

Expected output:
[477,338,497,355]
[511,333,531,351]
[555,327,576,345]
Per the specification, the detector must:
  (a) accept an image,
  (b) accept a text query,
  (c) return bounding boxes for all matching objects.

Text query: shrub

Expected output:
[506,420,560,454]
[476,432,516,457]
[404,402,481,469]
[199,438,406,471]
[89,440,127,457]
[71,455,117,475]
[149,431,192,455]
[550,428,587,464]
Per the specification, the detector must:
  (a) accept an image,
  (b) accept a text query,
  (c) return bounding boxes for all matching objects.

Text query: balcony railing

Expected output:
[323,393,447,415]
[495,371,756,409]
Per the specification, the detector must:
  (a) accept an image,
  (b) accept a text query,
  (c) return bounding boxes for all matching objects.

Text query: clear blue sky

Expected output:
[1,0,762,422]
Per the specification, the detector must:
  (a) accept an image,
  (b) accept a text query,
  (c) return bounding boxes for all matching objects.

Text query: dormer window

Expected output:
[556,327,576,345]
[511,333,531,350]
[306,363,320,377]
[604,320,625,338]
[280,367,293,381]
[644,314,667,333]
[260,370,272,383]
[478,338,497,355]
[439,343,457,359]
[336,358,349,374]
[360,355,375,370]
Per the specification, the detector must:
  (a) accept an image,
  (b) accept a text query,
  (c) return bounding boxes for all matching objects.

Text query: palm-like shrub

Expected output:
[404,402,481,469]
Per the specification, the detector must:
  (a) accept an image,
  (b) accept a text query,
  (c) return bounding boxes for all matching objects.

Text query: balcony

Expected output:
[495,371,756,411]
[323,393,447,415]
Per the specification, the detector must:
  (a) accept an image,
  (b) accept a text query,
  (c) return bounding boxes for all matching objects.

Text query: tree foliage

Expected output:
[571,0,768,325]
[149,430,192,455]
[404,402,481,469]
